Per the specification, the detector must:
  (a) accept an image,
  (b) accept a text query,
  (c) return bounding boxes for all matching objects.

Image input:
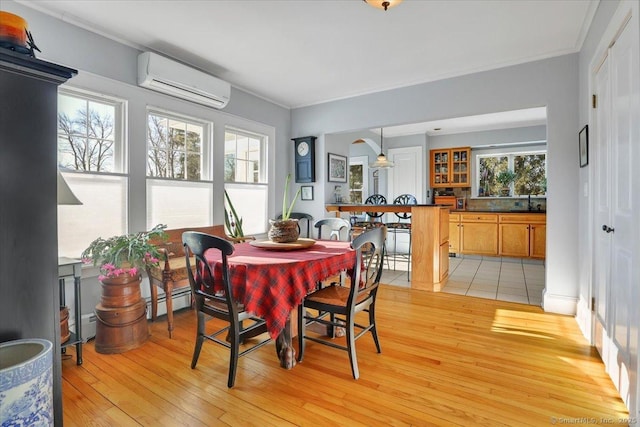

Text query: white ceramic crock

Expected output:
[0,338,53,426]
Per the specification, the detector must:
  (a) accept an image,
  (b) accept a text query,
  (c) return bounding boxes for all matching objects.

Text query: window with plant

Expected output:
[475,150,546,197]
[224,127,268,235]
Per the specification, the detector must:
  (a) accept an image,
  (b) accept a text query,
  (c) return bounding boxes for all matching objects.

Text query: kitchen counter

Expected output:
[325,204,450,291]
[452,209,546,214]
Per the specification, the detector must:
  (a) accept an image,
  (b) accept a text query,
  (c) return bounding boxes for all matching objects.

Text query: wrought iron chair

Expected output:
[182,231,271,388]
[385,194,417,280]
[297,226,385,379]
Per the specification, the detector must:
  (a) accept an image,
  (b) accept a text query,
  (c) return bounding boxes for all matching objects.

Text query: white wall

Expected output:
[291,54,580,315]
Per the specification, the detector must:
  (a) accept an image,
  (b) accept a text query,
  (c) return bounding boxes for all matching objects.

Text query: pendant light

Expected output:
[363,0,403,11]
[369,128,394,169]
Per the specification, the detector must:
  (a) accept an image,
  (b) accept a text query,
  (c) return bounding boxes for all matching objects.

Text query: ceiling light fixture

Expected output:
[369,128,395,169]
[363,0,402,11]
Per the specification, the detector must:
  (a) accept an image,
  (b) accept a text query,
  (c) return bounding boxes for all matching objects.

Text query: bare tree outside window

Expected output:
[57,95,115,172]
[147,114,202,180]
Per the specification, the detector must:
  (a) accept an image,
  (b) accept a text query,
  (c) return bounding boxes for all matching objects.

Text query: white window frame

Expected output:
[57,87,128,258]
[224,126,269,235]
[145,108,213,229]
[473,149,547,198]
[58,87,126,174]
[146,108,212,181]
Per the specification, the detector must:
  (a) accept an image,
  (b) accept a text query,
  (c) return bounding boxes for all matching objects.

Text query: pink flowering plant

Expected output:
[81,224,168,280]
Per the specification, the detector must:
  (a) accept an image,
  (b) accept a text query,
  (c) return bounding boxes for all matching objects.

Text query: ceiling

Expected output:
[21,0,597,111]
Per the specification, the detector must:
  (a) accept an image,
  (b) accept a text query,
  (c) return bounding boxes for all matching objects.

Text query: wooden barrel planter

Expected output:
[94,273,149,354]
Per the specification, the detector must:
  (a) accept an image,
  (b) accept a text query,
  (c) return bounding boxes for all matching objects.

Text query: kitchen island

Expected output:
[325,204,450,291]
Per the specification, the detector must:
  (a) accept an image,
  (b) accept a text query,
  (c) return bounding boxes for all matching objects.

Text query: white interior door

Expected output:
[591,7,640,414]
[609,15,639,409]
[593,52,611,358]
[387,146,423,204]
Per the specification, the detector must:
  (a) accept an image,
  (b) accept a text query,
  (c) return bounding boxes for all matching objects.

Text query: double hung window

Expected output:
[224,128,268,235]
[57,89,127,258]
[146,110,212,228]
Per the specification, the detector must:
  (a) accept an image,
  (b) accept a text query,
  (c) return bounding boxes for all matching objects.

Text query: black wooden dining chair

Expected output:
[297,226,385,379]
[182,231,271,388]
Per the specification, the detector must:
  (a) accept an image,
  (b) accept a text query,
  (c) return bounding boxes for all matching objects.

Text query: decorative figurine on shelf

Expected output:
[25,29,40,58]
[334,185,343,203]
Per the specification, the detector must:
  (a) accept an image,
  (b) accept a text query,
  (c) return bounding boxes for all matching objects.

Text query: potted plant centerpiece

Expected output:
[268,174,301,243]
[496,169,517,197]
[81,224,167,354]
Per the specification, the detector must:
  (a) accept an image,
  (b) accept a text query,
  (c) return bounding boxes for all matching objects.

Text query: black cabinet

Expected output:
[0,49,76,426]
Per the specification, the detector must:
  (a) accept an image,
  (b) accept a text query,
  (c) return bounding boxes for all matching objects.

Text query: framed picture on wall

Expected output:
[328,153,347,183]
[579,124,589,167]
[301,185,314,201]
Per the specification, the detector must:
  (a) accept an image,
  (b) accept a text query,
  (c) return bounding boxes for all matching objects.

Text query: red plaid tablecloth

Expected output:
[204,240,355,339]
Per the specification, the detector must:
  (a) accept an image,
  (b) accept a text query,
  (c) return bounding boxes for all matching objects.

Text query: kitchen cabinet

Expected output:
[325,204,450,291]
[449,213,461,253]
[459,213,498,255]
[498,214,546,258]
[430,147,471,188]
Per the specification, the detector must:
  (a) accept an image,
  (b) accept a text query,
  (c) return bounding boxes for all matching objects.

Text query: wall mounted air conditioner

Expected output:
[137,51,230,109]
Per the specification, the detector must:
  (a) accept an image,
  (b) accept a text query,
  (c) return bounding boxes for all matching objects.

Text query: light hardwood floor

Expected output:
[62,285,629,426]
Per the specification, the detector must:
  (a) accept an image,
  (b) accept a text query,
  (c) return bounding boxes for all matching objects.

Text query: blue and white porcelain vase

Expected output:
[0,339,53,426]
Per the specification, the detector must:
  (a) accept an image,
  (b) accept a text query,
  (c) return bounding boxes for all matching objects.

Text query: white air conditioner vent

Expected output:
[137,51,230,109]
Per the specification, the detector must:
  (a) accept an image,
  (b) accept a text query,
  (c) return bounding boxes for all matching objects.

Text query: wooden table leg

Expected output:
[275,319,296,369]
[274,310,345,369]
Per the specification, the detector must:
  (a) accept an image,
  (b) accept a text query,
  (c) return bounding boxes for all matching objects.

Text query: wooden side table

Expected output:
[58,257,83,365]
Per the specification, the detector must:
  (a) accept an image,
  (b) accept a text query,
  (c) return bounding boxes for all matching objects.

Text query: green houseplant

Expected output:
[496,169,517,197]
[268,174,301,243]
[224,190,246,240]
[81,223,168,280]
[81,224,168,354]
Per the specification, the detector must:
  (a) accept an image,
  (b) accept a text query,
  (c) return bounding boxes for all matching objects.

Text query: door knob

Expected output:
[602,225,615,233]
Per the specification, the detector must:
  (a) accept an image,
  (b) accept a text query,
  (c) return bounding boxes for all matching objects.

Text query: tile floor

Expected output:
[380,254,545,306]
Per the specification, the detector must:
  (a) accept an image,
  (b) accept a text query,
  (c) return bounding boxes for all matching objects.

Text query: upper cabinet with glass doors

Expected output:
[430,147,471,188]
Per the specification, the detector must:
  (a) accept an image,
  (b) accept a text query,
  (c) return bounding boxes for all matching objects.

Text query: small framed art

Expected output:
[579,125,589,168]
[301,185,314,201]
[327,153,347,183]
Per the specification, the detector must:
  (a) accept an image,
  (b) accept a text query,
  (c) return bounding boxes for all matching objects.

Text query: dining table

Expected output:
[204,238,356,369]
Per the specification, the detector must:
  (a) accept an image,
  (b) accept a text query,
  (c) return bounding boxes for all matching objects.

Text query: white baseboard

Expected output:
[542,289,578,315]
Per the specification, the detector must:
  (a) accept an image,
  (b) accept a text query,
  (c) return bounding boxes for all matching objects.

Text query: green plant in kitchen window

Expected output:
[496,169,517,197]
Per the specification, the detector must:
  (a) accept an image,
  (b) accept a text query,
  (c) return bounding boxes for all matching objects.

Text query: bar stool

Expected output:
[353,194,386,230]
[385,194,417,280]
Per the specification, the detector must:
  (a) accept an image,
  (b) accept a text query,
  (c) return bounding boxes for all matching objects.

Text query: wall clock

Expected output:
[292,136,316,183]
